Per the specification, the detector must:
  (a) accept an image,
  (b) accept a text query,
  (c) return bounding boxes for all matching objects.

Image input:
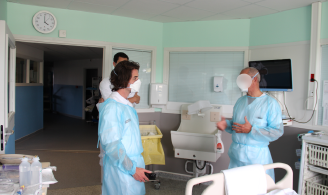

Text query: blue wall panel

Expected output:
[53,84,83,118]
[15,86,43,140]
[5,130,15,154]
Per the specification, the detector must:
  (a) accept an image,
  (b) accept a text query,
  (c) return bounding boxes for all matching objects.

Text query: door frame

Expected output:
[0,21,16,154]
[14,35,112,79]
[14,35,157,113]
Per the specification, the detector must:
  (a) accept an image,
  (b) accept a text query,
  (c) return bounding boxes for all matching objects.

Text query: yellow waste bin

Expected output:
[139,125,165,165]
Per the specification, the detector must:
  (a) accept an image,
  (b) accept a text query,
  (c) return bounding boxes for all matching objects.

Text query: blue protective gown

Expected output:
[225,94,284,181]
[98,98,145,195]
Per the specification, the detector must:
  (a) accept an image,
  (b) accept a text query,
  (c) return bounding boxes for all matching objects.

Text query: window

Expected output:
[168,51,245,105]
[29,60,40,83]
[15,57,43,85]
[317,45,328,126]
[16,57,26,83]
[112,48,152,109]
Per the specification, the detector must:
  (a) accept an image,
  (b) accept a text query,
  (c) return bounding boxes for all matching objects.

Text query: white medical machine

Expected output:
[171,100,224,178]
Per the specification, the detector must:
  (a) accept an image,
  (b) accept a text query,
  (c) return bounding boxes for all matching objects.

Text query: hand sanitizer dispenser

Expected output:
[149,83,168,105]
[214,76,223,92]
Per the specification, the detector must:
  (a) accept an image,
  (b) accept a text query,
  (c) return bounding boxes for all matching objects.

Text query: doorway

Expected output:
[84,68,100,122]
[14,41,104,189]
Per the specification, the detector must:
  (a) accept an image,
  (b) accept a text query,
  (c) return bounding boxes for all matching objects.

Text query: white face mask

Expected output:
[129,79,141,93]
[236,72,259,92]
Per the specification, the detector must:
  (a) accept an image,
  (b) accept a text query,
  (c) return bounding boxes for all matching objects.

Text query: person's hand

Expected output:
[129,93,140,104]
[133,167,152,182]
[98,98,104,103]
[134,93,140,104]
[216,116,227,131]
[232,116,252,133]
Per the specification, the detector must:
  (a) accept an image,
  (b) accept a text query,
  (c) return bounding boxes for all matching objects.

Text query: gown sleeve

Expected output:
[98,103,137,175]
[248,99,284,142]
[225,119,234,134]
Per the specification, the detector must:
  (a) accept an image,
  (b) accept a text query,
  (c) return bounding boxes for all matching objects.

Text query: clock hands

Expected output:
[43,15,48,25]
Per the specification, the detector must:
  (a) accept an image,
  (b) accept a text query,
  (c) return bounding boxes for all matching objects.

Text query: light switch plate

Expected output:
[182,110,191,120]
[210,112,221,122]
[59,30,66,38]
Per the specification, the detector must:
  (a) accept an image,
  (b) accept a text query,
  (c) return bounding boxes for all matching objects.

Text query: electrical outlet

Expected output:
[59,30,66,38]
[210,112,221,122]
[182,110,191,120]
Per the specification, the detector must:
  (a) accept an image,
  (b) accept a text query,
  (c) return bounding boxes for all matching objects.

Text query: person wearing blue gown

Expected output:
[217,67,284,181]
[98,61,151,195]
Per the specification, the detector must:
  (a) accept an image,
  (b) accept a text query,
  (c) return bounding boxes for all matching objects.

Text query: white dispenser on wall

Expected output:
[214,76,223,92]
[149,83,168,106]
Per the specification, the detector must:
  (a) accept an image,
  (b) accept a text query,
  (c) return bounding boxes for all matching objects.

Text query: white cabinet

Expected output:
[298,133,328,194]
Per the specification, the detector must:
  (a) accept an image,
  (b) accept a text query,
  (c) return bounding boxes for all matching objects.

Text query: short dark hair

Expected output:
[110,61,140,92]
[113,52,129,63]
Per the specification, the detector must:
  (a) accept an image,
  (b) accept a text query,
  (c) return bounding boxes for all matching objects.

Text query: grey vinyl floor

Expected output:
[16,113,207,195]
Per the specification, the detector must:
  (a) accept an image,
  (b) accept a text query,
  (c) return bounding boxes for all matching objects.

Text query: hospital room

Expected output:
[0,0,328,194]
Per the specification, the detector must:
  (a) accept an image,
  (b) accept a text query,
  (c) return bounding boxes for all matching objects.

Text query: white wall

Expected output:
[16,42,43,61]
[249,41,319,128]
[53,59,102,86]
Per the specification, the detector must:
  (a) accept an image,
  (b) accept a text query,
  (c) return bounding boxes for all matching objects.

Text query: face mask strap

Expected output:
[252,72,259,80]
[113,70,118,76]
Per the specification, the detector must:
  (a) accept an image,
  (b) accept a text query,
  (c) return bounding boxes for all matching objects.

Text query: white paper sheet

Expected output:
[323,103,328,126]
[323,80,328,106]
[323,81,328,126]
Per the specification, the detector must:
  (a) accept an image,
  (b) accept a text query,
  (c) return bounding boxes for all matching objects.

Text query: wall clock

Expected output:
[32,11,57,34]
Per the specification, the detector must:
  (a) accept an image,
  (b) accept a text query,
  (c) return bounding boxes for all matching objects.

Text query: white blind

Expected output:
[317,45,328,125]
[168,51,244,105]
[112,48,152,109]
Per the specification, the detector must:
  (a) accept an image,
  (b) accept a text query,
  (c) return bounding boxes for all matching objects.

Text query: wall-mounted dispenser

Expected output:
[149,83,168,106]
[214,76,223,92]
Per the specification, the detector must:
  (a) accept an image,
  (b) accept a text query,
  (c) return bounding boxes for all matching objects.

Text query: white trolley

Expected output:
[298,133,328,195]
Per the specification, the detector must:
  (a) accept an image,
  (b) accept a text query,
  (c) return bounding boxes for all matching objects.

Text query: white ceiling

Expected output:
[18,42,103,62]
[7,0,328,23]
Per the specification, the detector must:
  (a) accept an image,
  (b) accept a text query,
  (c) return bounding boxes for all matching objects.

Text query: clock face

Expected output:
[33,11,57,34]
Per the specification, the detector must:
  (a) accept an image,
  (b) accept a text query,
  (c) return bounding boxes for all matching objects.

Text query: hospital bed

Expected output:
[185,163,293,195]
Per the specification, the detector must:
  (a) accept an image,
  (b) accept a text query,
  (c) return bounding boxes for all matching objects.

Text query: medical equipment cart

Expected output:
[298,132,328,194]
[171,103,224,178]
[139,121,165,190]
[0,154,57,195]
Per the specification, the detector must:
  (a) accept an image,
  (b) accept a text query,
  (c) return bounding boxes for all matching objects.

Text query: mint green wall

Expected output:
[322,2,328,39]
[6,2,327,82]
[163,19,250,47]
[249,6,312,46]
[0,0,7,21]
[7,3,164,82]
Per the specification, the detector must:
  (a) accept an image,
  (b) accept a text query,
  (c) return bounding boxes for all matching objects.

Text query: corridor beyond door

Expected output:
[15,113,101,190]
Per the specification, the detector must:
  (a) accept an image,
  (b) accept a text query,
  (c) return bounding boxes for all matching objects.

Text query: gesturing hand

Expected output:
[232,116,252,133]
[216,116,227,131]
[133,167,152,182]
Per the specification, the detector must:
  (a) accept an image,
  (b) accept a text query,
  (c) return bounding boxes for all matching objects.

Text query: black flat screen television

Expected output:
[249,59,293,92]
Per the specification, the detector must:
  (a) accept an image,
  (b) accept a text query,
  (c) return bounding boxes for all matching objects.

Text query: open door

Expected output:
[0,21,16,154]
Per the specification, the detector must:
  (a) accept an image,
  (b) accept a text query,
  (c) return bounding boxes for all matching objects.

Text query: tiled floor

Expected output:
[16,113,101,190]
[17,113,208,194]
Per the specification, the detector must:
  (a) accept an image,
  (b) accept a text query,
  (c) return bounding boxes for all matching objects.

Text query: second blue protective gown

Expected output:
[225,94,284,181]
[98,98,145,195]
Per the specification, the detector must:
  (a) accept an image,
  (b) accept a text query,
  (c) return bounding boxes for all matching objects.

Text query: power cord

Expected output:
[194,160,207,170]
[265,92,285,111]
[283,80,318,123]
